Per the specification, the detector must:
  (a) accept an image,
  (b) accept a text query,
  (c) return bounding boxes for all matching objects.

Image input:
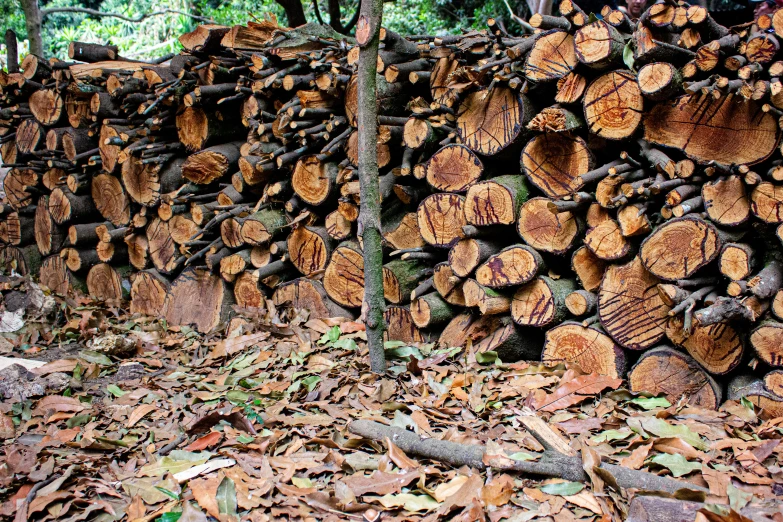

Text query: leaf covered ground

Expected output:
[0,276,781,522]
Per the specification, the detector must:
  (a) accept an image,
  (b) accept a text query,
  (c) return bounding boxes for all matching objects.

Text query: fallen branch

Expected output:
[347,420,707,495]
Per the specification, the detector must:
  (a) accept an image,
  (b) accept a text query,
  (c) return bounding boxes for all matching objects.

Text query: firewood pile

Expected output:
[2,5,783,411]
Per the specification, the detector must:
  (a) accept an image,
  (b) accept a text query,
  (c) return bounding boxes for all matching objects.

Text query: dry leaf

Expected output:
[532,374,623,412]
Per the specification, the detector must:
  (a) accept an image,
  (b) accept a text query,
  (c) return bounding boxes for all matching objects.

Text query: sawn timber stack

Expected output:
[3,7,783,413]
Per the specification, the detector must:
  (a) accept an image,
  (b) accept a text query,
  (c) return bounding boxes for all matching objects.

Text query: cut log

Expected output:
[4,169,38,211]
[273,278,353,319]
[29,89,64,126]
[423,144,483,193]
[644,95,779,166]
[39,254,71,295]
[122,157,185,208]
[448,238,501,278]
[287,226,332,276]
[146,218,178,273]
[750,320,783,367]
[384,306,423,343]
[564,290,596,316]
[432,262,466,306]
[701,176,750,226]
[571,245,607,292]
[291,156,338,206]
[542,322,626,378]
[382,211,425,250]
[49,187,96,225]
[383,259,425,304]
[629,347,722,409]
[34,196,66,256]
[598,257,671,350]
[521,133,592,198]
[584,218,631,261]
[323,241,364,308]
[475,316,542,362]
[464,175,529,226]
[163,267,234,333]
[417,193,467,248]
[86,263,128,302]
[176,106,243,152]
[637,62,681,101]
[410,293,455,328]
[666,315,744,375]
[182,141,242,184]
[640,216,720,281]
[517,198,580,255]
[475,244,545,288]
[751,182,783,223]
[438,312,499,348]
[239,209,288,246]
[511,276,576,327]
[524,30,578,82]
[456,86,533,156]
[463,279,511,315]
[584,71,643,140]
[574,20,625,69]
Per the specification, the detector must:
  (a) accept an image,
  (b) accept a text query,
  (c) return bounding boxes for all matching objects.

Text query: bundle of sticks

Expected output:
[2,5,783,412]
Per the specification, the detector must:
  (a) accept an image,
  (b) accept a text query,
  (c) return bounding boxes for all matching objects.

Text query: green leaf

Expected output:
[216,476,238,519]
[154,486,181,500]
[236,434,254,444]
[107,384,127,398]
[475,350,500,365]
[728,483,753,512]
[66,414,91,428]
[291,477,313,488]
[225,390,250,405]
[79,350,113,366]
[139,451,212,477]
[623,40,635,71]
[155,512,181,522]
[318,326,341,345]
[385,345,424,360]
[741,397,755,412]
[649,453,702,477]
[587,12,598,23]
[640,418,708,450]
[301,375,321,392]
[629,396,671,410]
[540,481,584,496]
[591,428,633,443]
[332,337,358,351]
[508,452,537,462]
[377,493,439,512]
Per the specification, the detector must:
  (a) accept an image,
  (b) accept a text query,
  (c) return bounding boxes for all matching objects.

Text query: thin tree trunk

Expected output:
[356,0,386,373]
[20,0,43,57]
[5,30,18,73]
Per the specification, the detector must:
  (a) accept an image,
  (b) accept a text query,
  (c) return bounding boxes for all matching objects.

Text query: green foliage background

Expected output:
[1,0,530,61]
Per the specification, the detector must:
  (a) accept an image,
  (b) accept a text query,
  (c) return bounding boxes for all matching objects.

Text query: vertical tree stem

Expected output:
[356,0,386,373]
[5,30,18,73]
[20,0,44,57]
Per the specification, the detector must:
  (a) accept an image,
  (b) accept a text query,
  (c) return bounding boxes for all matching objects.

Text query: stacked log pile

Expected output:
[3,7,783,411]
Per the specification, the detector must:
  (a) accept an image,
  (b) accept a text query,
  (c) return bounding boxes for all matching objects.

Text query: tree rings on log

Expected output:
[517,198,580,255]
[751,182,783,223]
[34,196,66,256]
[456,86,532,156]
[637,62,681,101]
[464,176,529,226]
[40,255,71,296]
[475,244,544,288]
[411,293,455,328]
[92,174,130,226]
[644,95,779,166]
[598,256,671,350]
[574,21,625,69]
[287,226,332,276]
[87,264,127,302]
[163,267,233,333]
[29,90,64,126]
[383,212,425,250]
[292,157,338,206]
[438,312,498,348]
[423,145,483,192]
[323,241,364,308]
[751,320,783,367]
[511,276,576,327]
[182,142,242,184]
[585,219,630,261]
[640,216,720,281]
[384,306,424,343]
[417,193,467,248]
[543,322,626,378]
[273,278,353,319]
[584,71,643,139]
[521,133,592,198]
[629,347,722,409]
[702,176,750,226]
[4,169,38,210]
[524,30,578,82]
[130,270,170,316]
[666,316,744,375]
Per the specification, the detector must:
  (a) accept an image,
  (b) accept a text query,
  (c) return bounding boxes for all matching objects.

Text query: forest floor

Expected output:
[0,275,781,522]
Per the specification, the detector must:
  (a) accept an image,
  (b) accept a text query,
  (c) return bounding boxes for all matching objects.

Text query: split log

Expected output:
[163,267,234,333]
